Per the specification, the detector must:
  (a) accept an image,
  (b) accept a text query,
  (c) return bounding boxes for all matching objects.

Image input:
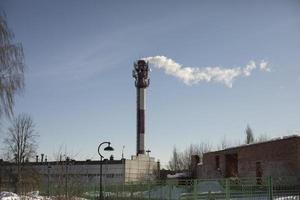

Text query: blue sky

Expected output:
[1,1,300,166]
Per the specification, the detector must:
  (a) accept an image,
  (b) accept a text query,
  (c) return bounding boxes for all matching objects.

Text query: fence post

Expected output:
[131,182,133,199]
[268,176,273,200]
[122,182,124,198]
[225,178,230,200]
[193,179,197,200]
[115,184,118,198]
[148,181,151,200]
[168,181,172,200]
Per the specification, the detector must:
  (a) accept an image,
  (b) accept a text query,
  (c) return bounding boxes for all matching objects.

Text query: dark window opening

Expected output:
[225,153,238,177]
[215,155,220,170]
[256,161,263,185]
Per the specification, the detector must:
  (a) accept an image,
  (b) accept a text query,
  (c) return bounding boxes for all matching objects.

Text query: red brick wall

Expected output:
[200,137,300,178]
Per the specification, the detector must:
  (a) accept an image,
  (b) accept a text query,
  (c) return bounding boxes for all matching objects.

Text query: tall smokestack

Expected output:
[133,60,150,155]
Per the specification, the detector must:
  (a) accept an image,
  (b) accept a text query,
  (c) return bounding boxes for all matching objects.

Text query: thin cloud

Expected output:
[143,55,270,88]
[259,60,270,72]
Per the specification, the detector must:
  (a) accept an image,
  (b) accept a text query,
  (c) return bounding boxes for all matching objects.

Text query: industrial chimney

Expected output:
[133,60,150,155]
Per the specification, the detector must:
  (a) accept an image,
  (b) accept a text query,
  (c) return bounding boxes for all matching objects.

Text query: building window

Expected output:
[256,161,263,184]
[215,155,220,170]
[106,174,114,178]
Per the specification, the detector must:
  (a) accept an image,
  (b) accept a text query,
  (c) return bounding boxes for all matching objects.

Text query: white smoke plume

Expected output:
[143,56,270,87]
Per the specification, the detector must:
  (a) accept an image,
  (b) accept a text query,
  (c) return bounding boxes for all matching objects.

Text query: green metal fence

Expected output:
[37,176,299,199]
[2,177,300,199]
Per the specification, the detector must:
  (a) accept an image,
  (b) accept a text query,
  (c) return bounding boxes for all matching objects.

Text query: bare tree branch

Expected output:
[168,143,212,172]
[0,13,25,118]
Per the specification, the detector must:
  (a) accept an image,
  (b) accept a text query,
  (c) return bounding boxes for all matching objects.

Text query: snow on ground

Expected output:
[195,180,224,193]
[2,190,299,200]
[274,196,300,200]
[0,192,20,200]
[21,191,46,200]
[0,191,87,200]
[0,191,47,200]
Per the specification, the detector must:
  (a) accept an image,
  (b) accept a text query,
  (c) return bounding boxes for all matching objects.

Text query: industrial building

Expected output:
[0,154,157,189]
[197,135,300,179]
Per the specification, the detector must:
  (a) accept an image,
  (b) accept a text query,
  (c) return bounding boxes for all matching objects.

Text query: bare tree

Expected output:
[256,134,269,142]
[3,113,38,192]
[218,135,230,150]
[180,143,212,171]
[167,146,182,172]
[51,145,85,198]
[0,13,25,118]
[168,143,212,172]
[245,125,254,144]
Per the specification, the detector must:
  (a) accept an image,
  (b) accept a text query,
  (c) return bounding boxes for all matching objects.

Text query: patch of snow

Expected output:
[24,191,44,200]
[0,192,20,200]
[274,196,300,200]
[167,173,187,179]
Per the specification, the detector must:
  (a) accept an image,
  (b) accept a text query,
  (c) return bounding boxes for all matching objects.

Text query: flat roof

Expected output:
[1,159,125,166]
[206,135,300,155]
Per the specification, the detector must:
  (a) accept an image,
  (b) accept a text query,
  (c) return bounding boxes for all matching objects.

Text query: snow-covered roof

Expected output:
[167,172,187,179]
[207,134,300,154]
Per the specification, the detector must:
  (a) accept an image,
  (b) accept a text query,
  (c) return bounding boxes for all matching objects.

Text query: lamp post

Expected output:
[47,162,51,197]
[65,157,70,199]
[98,142,114,200]
[146,150,151,181]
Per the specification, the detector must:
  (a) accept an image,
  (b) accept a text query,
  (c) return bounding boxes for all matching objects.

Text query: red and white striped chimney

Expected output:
[133,60,150,155]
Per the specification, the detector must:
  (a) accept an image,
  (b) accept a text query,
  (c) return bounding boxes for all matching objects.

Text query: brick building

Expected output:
[198,135,300,179]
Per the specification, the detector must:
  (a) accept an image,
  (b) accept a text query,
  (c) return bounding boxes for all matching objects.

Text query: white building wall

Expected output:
[2,156,158,186]
[29,160,125,186]
[125,154,157,182]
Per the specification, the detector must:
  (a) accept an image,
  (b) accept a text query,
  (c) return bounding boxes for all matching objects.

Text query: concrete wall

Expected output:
[125,154,156,182]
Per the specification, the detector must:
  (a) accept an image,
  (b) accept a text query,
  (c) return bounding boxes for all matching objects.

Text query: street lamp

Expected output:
[98,142,114,200]
[65,157,70,199]
[146,150,151,181]
[47,161,51,197]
